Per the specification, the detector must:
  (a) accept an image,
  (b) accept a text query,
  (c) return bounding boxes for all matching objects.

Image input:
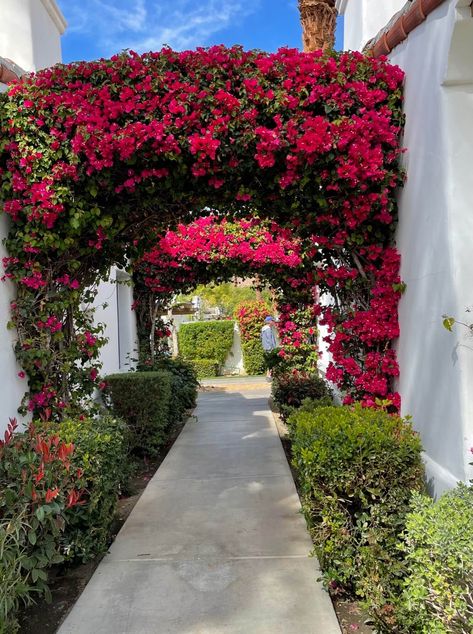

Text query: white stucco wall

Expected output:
[222,323,245,375]
[389,0,473,496]
[336,0,408,51]
[0,216,32,428]
[340,0,473,495]
[93,269,138,377]
[0,0,66,72]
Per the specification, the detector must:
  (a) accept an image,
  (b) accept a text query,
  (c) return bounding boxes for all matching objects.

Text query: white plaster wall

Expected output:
[0,0,65,72]
[386,0,473,495]
[339,0,473,494]
[336,0,408,51]
[0,216,31,429]
[116,271,139,371]
[222,322,245,375]
[92,269,138,377]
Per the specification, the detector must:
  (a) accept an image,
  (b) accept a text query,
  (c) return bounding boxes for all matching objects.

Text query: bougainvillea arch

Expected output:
[134,214,318,371]
[0,45,404,417]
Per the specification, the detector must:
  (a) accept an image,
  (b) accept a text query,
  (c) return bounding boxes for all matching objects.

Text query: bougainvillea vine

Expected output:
[0,45,404,416]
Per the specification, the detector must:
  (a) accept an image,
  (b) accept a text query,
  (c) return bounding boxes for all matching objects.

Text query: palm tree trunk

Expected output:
[298,0,337,52]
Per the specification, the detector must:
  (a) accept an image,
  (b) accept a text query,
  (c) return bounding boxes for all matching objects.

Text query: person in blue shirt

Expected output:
[261,316,278,378]
[261,316,277,351]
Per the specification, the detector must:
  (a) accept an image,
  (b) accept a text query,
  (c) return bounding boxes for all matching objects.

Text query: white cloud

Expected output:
[59,0,261,56]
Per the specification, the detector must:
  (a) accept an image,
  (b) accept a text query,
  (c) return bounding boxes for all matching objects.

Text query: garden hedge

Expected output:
[105,371,172,455]
[177,320,234,368]
[147,357,199,423]
[241,339,266,376]
[190,358,219,378]
[290,404,424,628]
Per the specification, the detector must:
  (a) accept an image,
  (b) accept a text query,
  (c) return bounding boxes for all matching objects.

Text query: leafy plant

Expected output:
[105,371,172,455]
[177,321,235,368]
[272,370,332,419]
[37,415,128,562]
[290,404,424,629]
[397,484,473,633]
[0,419,83,631]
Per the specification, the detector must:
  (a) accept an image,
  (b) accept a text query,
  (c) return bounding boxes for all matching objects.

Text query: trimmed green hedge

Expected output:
[38,415,128,563]
[241,339,266,375]
[290,404,424,624]
[191,358,219,378]
[398,484,473,633]
[145,357,198,423]
[178,320,234,367]
[106,371,172,455]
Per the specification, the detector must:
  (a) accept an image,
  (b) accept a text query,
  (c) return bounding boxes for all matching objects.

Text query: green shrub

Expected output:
[177,321,234,367]
[290,404,424,625]
[150,357,198,423]
[38,415,128,563]
[397,484,473,633]
[241,339,266,375]
[272,371,331,419]
[0,420,83,632]
[282,395,334,424]
[106,371,172,455]
[190,358,219,378]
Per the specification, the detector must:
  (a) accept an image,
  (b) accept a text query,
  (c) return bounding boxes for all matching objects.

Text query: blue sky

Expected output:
[57,0,344,63]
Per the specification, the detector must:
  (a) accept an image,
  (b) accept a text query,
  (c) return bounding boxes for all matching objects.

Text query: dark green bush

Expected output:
[150,357,198,423]
[190,358,219,378]
[177,320,234,367]
[106,371,172,455]
[290,404,424,626]
[38,415,128,563]
[397,484,473,633]
[282,395,335,424]
[241,339,266,375]
[272,371,332,419]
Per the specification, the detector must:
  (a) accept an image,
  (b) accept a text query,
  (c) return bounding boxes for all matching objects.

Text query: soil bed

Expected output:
[18,418,187,634]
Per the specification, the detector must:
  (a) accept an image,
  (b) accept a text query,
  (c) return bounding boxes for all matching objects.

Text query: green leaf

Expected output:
[442,317,455,332]
[28,530,37,546]
[35,506,45,522]
[31,568,47,583]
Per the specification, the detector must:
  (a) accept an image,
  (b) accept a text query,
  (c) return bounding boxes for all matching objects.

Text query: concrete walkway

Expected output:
[59,386,341,634]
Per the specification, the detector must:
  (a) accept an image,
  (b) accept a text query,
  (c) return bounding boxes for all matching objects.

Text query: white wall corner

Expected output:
[40,0,67,35]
